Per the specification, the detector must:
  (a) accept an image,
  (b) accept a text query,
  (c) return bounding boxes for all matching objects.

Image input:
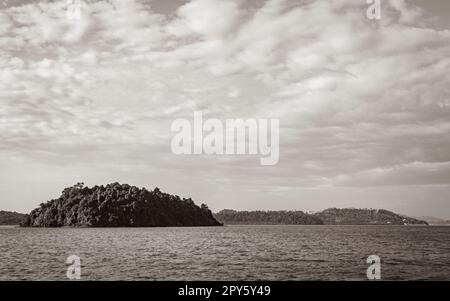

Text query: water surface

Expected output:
[1,225,449,280]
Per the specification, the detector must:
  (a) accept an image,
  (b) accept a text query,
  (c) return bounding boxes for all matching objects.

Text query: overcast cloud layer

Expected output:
[1,0,449,218]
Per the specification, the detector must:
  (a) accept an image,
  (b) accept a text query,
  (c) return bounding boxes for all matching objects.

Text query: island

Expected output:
[21,183,222,227]
[0,211,27,225]
[215,208,428,225]
[5,185,431,227]
[213,209,324,225]
[313,208,428,225]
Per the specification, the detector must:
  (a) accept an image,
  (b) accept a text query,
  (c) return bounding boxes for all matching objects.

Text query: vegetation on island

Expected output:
[215,208,428,225]
[0,211,27,225]
[6,184,430,227]
[214,209,323,225]
[21,183,222,227]
[313,208,428,225]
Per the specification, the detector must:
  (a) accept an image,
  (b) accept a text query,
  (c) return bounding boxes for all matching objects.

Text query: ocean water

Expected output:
[0,225,449,281]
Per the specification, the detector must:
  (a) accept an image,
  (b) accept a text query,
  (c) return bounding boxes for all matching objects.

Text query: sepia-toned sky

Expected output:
[1,0,449,218]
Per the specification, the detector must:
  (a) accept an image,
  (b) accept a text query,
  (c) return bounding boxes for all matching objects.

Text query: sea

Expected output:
[0,225,449,281]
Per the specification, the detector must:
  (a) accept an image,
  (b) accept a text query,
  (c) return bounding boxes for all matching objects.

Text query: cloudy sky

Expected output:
[1,0,449,218]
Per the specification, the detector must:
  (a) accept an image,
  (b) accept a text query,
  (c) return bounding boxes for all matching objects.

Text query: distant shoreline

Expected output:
[4,205,450,227]
[3,224,449,229]
[214,208,429,226]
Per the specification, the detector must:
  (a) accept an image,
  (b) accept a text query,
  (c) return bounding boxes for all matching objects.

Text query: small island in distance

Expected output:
[214,209,428,226]
[0,211,27,226]
[21,183,222,227]
[0,183,433,227]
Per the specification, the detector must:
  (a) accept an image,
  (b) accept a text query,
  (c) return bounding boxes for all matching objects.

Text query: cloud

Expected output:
[389,0,423,24]
[167,0,244,38]
[333,161,450,187]
[0,0,449,216]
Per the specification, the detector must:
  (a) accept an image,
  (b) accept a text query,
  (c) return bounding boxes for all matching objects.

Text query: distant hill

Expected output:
[22,183,222,227]
[215,208,428,226]
[214,209,323,225]
[0,211,27,225]
[314,208,428,225]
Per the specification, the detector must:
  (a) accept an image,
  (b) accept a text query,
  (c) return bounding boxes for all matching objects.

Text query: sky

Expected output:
[0,0,449,218]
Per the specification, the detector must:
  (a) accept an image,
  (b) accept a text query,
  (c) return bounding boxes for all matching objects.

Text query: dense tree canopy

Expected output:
[214,210,323,225]
[22,183,222,227]
[215,208,428,225]
[313,208,428,225]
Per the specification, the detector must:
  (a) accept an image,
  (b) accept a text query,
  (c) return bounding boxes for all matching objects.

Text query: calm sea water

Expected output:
[1,225,449,281]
